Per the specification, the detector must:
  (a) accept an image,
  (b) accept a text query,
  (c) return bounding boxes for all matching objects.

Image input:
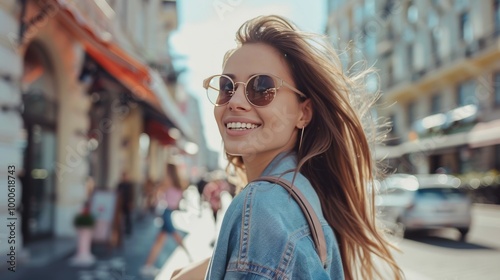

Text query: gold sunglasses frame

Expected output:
[202,73,307,107]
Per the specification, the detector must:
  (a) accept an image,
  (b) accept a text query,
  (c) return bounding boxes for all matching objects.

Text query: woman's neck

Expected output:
[242,151,286,181]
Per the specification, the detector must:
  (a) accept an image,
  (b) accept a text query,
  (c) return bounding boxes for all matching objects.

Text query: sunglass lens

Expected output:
[208,76,233,105]
[247,75,276,106]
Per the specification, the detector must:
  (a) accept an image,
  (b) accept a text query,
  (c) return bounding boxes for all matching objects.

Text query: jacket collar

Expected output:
[261,151,298,177]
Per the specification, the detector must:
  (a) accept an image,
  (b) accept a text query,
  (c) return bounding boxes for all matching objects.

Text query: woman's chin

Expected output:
[225,150,251,157]
[224,146,258,158]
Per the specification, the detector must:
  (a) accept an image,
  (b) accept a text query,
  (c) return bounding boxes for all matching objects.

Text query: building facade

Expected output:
[327,0,500,190]
[0,0,198,261]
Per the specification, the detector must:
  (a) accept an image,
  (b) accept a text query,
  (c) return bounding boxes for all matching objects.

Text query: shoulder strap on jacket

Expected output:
[253,176,328,268]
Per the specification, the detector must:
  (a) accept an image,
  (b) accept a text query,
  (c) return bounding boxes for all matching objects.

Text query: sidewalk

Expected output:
[0,186,430,279]
[0,187,219,280]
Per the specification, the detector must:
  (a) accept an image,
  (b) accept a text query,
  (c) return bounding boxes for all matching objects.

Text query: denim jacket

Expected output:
[206,153,344,279]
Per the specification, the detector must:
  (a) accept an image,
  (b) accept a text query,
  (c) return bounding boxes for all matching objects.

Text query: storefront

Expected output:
[0,0,195,256]
[20,41,58,243]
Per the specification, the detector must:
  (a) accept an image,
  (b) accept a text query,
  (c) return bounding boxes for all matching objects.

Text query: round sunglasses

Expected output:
[202,73,307,107]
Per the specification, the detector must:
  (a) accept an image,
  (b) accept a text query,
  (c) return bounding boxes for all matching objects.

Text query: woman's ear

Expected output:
[298,99,312,128]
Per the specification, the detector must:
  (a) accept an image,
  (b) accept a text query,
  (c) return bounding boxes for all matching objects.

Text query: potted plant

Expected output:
[70,204,96,266]
[73,210,95,228]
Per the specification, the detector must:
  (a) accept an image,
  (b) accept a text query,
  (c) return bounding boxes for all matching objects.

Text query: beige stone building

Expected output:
[327,0,500,186]
[0,0,198,259]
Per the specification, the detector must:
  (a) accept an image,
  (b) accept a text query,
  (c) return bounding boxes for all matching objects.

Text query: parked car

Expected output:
[376,173,472,240]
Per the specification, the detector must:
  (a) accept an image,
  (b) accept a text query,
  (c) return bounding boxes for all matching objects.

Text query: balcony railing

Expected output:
[383,30,500,91]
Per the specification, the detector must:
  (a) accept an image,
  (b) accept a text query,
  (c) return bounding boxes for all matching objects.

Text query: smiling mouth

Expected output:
[226,122,261,130]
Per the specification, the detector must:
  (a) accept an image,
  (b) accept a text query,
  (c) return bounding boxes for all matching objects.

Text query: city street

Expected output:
[395,205,500,280]
[1,187,499,280]
[148,189,500,280]
[1,1,500,280]
[0,186,218,280]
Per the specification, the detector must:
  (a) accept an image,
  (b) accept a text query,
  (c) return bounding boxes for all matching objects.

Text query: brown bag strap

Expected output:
[254,176,328,267]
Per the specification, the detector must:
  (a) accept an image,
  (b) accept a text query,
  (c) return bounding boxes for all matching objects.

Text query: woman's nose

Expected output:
[228,83,251,110]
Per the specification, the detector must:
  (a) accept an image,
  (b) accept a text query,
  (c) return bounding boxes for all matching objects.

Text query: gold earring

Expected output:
[299,126,305,151]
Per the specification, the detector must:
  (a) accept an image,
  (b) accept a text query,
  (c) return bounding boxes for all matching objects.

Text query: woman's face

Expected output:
[214,43,310,164]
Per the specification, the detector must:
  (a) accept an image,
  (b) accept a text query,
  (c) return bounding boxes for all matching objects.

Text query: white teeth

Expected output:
[227,122,259,130]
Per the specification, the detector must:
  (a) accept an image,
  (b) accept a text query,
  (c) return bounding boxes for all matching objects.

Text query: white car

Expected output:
[376,173,472,240]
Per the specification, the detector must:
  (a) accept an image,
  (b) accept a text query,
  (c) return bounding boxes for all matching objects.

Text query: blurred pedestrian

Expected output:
[116,171,134,236]
[195,175,208,217]
[141,163,192,277]
[85,176,95,202]
[202,170,230,224]
[144,178,158,214]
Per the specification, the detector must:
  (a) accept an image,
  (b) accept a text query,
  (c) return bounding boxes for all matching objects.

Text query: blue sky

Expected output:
[170,0,328,158]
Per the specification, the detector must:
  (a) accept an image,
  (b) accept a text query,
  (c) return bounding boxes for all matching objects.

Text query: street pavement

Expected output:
[0,186,221,280]
[2,185,492,279]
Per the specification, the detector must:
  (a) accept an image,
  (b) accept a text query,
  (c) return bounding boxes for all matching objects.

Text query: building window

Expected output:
[408,102,416,126]
[328,0,343,13]
[382,0,396,19]
[364,0,376,17]
[495,0,500,33]
[457,80,476,106]
[386,55,394,87]
[386,22,394,40]
[363,28,377,57]
[427,9,439,28]
[354,4,364,25]
[431,0,444,9]
[431,94,442,114]
[431,27,441,65]
[407,4,418,23]
[365,73,378,94]
[340,20,349,40]
[407,44,414,71]
[460,12,473,42]
[494,72,500,106]
[454,0,468,10]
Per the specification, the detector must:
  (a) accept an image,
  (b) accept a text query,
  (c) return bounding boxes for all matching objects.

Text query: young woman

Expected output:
[141,163,191,277]
[202,15,403,279]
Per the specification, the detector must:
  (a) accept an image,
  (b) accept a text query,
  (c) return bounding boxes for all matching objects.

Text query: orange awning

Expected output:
[84,43,160,109]
[56,0,161,110]
[54,0,195,142]
[145,120,176,146]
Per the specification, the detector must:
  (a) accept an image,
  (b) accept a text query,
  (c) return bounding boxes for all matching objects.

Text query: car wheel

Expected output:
[458,228,469,241]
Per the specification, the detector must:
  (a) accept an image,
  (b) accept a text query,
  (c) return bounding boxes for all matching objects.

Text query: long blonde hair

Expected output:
[223,15,403,280]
